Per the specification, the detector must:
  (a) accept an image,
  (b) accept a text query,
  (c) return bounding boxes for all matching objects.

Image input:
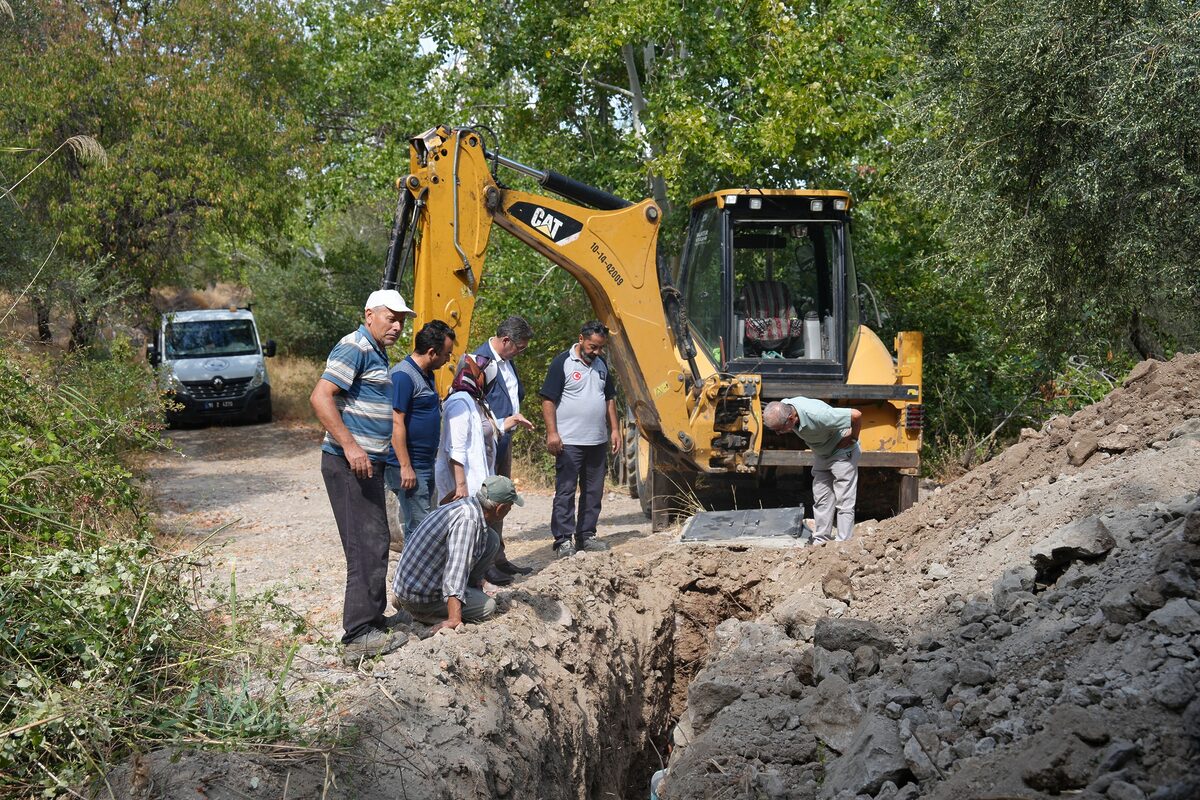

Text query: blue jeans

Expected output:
[385,463,435,537]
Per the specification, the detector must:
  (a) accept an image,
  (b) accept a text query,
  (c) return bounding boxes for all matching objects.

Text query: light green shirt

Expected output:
[783,396,853,457]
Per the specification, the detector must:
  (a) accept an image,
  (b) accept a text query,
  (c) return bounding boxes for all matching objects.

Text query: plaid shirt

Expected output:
[393,497,489,604]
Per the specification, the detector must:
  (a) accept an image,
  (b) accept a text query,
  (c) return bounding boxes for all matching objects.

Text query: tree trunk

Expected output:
[69,298,99,351]
[32,294,52,343]
[1129,309,1165,361]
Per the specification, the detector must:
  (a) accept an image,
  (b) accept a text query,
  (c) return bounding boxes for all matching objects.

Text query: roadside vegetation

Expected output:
[0,338,311,797]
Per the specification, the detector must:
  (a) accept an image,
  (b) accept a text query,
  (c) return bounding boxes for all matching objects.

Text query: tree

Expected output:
[895,0,1200,360]
[0,0,313,346]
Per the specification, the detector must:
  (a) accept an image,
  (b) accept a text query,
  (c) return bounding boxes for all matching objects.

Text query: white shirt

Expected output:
[434,392,497,502]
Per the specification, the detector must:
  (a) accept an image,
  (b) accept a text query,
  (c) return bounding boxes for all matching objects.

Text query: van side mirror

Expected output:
[147,343,161,366]
[263,340,277,358]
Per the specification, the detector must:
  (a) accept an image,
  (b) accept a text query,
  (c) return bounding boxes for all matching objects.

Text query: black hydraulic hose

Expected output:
[382,189,414,290]
[656,246,702,388]
[539,170,633,211]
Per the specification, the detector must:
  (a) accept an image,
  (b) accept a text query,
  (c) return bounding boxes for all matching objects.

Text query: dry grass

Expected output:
[151,282,251,312]
[268,355,322,423]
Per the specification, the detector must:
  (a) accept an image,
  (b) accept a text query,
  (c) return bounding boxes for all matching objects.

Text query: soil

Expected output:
[113,354,1200,800]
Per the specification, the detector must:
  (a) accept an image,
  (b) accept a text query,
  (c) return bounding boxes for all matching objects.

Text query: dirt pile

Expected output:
[108,354,1198,799]
[661,353,1200,800]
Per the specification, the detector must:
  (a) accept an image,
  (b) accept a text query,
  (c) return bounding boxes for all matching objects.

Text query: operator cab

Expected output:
[680,190,859,387]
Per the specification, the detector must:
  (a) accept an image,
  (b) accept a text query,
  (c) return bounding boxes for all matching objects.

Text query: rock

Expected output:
[904,660,958,701]
[796,676,864,753]
[973,736,996,755]
[903,734,939,782]
[822,569,854,603]
[1030,516,1116,572]
[1107,780,1147,800]
[1051,704,1109,745]
[1067,432,1099,466]
[814,646,856,684]
[1098,740,1139,772]
[993,565,1036,610]
[510,674,537,699]
[1151,666,1195,710]
[959,599,994,625]
[773,591,840,637]
[852,645,880,679]
[1122,359,1158,386]
[925,562,951,580]
[1021,736,1097,793]
[814,617,896,655]
[1100,586,1146,624]
[795,647,817,686]
[1144,598,1200,635]
[819,715,908,799]
[687,674,744,733]
[957,622,986,640]
[1131,582,1167,612]
[958,659,995,687]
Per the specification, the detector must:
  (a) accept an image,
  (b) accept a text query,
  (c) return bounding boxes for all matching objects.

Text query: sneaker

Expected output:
[342,629,405,665]
[382,610,413,629]
[556,540,577,558]
[575,537,609,552]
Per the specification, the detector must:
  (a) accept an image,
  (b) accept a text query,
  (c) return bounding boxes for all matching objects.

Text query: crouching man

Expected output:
[392,475,523,633]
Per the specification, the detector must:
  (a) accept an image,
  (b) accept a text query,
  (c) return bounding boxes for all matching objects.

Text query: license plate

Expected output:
[203,400,236,411]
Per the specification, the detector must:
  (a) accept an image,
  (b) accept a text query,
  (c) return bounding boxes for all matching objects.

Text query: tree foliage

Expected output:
[896,0,1200,359]
[0,0,313,342]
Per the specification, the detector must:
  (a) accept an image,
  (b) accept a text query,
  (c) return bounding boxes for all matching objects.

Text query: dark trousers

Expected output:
[551,443,607,546]
[321,452,390,643]
[492,440,512,537]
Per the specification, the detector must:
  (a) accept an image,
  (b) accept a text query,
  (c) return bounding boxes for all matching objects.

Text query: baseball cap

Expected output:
[480,474,524,507]
[365,289,415,316]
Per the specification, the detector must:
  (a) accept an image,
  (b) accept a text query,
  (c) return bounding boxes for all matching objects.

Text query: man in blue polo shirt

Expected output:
[386,320,455,547]
[311,289,415,663]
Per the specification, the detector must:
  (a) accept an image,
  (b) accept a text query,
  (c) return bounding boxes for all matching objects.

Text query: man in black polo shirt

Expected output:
[540,320,620,557]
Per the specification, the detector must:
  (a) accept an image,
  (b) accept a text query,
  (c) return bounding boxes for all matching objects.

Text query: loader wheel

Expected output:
[634,434,653,516]
[624,413,640,499]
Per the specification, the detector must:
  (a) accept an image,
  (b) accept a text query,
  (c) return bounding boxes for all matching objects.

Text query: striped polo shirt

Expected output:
[320,325,393,461]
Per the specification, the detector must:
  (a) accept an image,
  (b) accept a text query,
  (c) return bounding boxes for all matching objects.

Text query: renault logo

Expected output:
[213,377,224,389]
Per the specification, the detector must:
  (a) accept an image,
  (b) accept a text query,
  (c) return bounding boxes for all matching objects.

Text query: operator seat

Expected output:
[740,280,798,354]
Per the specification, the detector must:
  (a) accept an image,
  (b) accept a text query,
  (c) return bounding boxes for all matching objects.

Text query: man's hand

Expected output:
[432,619,464,635]
[504,413,535,433]
[546,431,564,456]
[450,481,469,501]
[610,429,621,455]
[345,442,373,478]
[399,464,417,490]
[432,598,465,635]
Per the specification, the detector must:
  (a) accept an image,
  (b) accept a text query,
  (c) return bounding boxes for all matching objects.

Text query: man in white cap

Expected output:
[310,289,416,664]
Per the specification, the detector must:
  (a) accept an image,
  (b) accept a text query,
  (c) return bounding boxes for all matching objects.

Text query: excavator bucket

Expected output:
[680,506,812,547]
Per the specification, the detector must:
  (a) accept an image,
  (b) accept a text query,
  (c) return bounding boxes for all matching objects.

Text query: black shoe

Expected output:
[484,567,514,586]
[495,559,534,576]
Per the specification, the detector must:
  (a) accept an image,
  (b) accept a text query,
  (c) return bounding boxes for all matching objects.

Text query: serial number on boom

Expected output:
[590,242,625,285]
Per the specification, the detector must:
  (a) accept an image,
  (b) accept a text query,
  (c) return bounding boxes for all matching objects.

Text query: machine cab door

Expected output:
[679,191,859,382]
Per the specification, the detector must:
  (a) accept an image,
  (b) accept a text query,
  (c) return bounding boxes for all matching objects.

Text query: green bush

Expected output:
[0,336,160,557]
[0,340,305,797]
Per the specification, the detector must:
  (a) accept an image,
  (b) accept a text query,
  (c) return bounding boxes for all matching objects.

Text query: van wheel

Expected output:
[256,401,272,424]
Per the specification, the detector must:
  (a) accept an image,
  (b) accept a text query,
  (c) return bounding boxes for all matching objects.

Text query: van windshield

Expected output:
[165,320,259,359]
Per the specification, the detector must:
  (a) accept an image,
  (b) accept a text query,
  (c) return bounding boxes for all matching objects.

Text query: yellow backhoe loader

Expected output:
[382,126,923,534]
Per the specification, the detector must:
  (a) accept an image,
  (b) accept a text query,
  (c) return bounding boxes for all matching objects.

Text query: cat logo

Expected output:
[508,202,583,245]
[530,207,563,239]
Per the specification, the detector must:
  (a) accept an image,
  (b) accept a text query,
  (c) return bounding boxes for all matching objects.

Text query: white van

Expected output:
[147,307,275,426]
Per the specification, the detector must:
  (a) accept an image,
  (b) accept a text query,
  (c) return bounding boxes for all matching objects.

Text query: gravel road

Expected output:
[146,421,652,641]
